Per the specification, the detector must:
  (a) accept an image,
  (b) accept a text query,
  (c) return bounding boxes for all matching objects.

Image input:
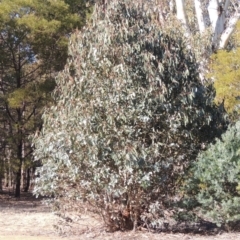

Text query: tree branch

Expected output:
[223,0,230,12]
[219,9,240,49]
[5,102,15,123]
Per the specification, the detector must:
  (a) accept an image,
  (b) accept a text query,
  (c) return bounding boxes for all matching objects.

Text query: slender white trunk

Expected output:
[175,0,191,38]
[175,0,187,25]
[219,10,240,48]
[169,0,174,13]
[208,0,225,47]
[194,0,206,34]
[207,0,219,30]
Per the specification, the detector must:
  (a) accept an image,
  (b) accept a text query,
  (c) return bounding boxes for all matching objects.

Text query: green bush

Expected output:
[33,0,227,231]
[185,121,240,227]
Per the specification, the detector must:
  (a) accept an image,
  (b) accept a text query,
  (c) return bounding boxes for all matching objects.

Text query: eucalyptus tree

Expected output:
[0,0,89,197]
[33,0,227,231]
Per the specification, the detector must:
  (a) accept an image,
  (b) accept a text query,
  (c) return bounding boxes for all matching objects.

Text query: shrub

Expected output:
[33,0,227,231]
[185,121,240,227]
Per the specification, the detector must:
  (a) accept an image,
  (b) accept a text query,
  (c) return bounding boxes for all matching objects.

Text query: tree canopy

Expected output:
[0,0,90,197]
[208,22,240,118]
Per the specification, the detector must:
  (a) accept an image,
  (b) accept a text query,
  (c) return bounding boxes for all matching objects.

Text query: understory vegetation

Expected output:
[32,0,237,232]
[185,121,240,227]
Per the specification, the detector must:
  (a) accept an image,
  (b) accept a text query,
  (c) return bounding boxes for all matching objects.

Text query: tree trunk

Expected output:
[4,171,8,187]
[8,168,12,188]
[15,167,21,197]
[175,0,188,25]
[219,11,240,49]
[194,0,205,34]
[0,177,2,191]
[15,143,23,198]
[0,159,3,191]
[30,167,36,190]
[21,161,25,189]
[24,168,31,192]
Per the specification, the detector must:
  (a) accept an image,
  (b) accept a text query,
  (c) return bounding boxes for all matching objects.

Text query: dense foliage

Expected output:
[185,121,240,227]
[33,1,227,230]
[208,22,240,119]
[0,0,90,197]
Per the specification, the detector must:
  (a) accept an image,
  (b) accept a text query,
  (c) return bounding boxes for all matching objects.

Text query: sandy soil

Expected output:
[1,190,240,240]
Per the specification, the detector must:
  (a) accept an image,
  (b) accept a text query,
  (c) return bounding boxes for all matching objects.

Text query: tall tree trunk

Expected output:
[0,177,2,191]
[24,168,31,192]
[8,166,12,188]
[4,171,8,187]
[15,100,23,198]
[31,167,36,190]
[15,143,23,198]
[0,158,3,191]
[175,0,188,25]
[194,0,206,34]
[5,149,12,188]
[15,168,21,197]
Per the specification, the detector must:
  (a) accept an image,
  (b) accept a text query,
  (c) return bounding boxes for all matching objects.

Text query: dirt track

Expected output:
[1,190,240,240]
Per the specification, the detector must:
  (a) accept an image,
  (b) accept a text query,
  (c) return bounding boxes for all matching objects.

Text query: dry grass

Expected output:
[1,189,240,240]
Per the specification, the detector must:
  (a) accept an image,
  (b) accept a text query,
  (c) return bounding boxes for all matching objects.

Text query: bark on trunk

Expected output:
[0,161,3,191]
[194,0,206,34]
[15,143,23,198]
[4,172,8,188]
[24,168,31,192]
[15,167,21,197]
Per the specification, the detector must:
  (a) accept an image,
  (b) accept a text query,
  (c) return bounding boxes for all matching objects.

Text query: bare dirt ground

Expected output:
[1,189,240,240]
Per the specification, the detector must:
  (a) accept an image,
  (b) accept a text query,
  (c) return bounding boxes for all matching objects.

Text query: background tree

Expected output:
[0,0,90,197]
[208,21,240,120]
[33,0,227,231]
